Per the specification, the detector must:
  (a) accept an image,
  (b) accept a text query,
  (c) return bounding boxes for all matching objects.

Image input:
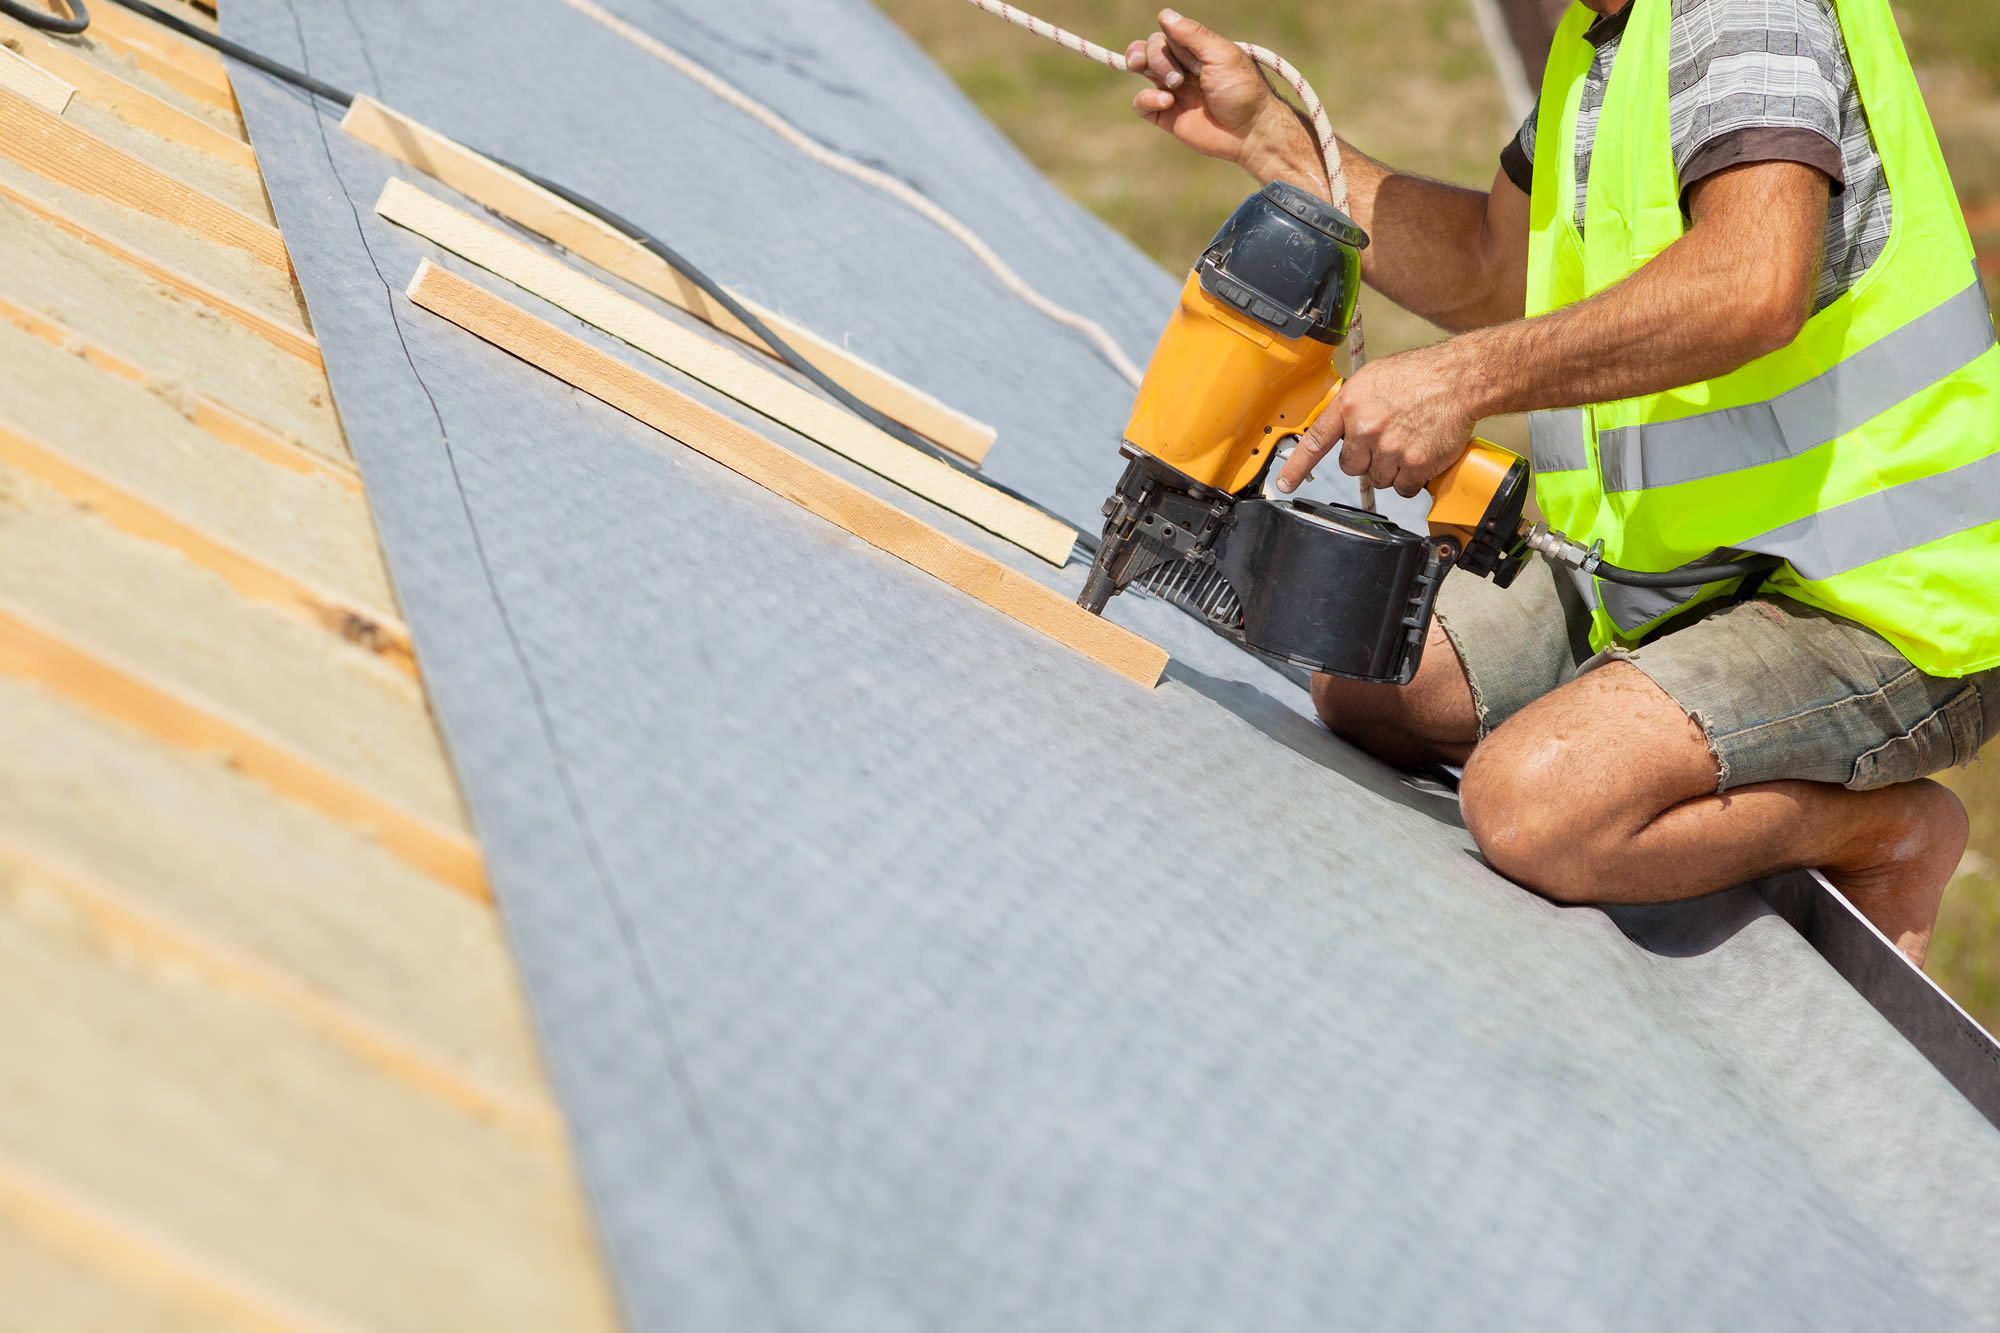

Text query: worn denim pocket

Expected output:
[1847,685,1986,790]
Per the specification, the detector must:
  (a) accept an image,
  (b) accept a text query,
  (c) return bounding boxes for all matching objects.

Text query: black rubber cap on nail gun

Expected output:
[1197,180,1367,344]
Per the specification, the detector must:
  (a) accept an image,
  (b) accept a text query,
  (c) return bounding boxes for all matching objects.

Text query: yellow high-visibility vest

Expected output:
[1524,0,2000,675]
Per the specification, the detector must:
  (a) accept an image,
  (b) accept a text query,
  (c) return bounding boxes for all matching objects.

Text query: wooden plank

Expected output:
[0,421,413,676]
[341,95,998,465]
[0,599,485,895]
[0,16,254,163]
[143,0,217,32]
[0,38,72,113]
[0,833,556,1133]
[61,0,238,115]
[0,85,286,269]
[0,1149,362,1333]
[0,293,357,488]
[407,261,1167,688]
[378,180,1074,565]
[0,175,320,364]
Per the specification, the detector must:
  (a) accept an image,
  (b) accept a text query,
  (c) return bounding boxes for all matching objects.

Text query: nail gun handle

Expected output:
[1425,439,1530,556]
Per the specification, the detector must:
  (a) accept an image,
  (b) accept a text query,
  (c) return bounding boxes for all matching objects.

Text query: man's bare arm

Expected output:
[1439,161,1826,416]
[1127,11,1528,331]
[1279,159,1830,495]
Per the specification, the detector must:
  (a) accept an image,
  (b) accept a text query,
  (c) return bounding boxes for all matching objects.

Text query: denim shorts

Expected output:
[1431,554,1999,792]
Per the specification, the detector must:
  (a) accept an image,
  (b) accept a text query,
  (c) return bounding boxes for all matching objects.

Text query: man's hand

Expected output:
[1278,346,1479,497]
[1124,10,1317,189]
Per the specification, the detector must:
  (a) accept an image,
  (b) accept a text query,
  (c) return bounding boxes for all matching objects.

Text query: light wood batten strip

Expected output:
[0,1147,365,1333]
[341,95,997,464]
[378,181,1073,564]
[0,14,254,163]
[408,261,1166,687]
[0,422,413,675]
[144,0,217,32]
[0,86,286,269]
[0,39,72,112]
[58,0,237,114]
[0,600,485,895]
[0,834,555,1133]
[0,295,357,487]
[0,176,320,364]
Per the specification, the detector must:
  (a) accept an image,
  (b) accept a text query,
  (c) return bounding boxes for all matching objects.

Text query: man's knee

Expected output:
[1460,727,1604,903]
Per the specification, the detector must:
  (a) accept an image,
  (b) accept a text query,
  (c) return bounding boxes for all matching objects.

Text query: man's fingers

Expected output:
[1337,435,1373,478]
[1392,469,1426,499]
[1366,454,1400,490]
[1277,406,1342,493]
[1125,39,1148,72]
[1160,9,1242,69]
[1134,87,1176,118]
[1144,32,1189,89]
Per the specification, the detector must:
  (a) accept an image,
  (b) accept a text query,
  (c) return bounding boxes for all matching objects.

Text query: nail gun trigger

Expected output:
[1262,434,1306,501]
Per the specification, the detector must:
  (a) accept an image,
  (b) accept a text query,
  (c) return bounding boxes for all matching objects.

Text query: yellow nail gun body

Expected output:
[1079,182,1531,684]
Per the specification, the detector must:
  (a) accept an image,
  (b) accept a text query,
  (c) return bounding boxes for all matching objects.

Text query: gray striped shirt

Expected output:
[1502,0,1892,312]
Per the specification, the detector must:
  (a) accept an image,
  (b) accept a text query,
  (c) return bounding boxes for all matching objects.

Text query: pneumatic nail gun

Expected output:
[1077,181,1531,684]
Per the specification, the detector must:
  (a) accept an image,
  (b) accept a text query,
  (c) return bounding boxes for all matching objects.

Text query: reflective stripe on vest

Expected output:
[1595,277,1996,493]
[1743,445,2000,579]
[1529,409,1588,473]
[1569,444,2000,633]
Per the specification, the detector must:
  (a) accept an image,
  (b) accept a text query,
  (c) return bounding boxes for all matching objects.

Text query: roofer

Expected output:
[1125,1,1998,965]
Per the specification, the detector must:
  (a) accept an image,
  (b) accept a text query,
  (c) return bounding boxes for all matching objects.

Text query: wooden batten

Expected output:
[0,833,555,1133]
[0,86,287,269]
[341,95,999,464]
[0,39,72,113]
[0,422,413,676]
[0,293,358,487]
[0,601,485,896]
[0,176,320,364]
[0,1148,364,1333]
[377,180,1074,564]
[58,0,238,115]
[407,260,1167,688]
[0,14,254,165]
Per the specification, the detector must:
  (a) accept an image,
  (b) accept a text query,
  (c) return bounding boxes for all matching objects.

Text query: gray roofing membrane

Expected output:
[225,1,2000,1327]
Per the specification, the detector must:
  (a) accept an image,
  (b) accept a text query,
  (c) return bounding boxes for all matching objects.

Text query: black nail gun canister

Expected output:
[1078,181,1530,685]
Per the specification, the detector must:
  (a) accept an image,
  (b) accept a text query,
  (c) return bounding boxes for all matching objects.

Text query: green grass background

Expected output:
[873,0,2000,1029]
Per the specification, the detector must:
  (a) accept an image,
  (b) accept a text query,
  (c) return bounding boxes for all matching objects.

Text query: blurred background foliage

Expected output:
[875,0,2000,1030]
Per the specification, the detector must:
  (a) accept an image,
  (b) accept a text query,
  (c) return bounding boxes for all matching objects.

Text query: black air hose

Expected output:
[1,0,87,34]
[1593,554,1783,588]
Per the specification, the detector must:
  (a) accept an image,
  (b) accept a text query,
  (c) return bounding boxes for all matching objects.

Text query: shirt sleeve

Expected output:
[1669,0,1849,198]
[1499,103,1537,196]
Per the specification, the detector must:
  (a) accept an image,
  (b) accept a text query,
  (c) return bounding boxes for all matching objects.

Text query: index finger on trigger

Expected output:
[1281,401,1345,489]
[1277,423,1336,493]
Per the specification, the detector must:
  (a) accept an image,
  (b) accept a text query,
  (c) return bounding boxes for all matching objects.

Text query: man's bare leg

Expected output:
[1457,662,1967,966]
[1310,624,1480,768]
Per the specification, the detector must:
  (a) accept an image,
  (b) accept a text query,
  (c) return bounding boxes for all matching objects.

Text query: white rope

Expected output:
[556,0,1144,384]
[957,0,1368,375]
[557,0,1371,506]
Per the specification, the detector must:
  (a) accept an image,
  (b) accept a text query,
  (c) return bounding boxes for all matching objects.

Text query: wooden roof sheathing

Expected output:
[0,1,620,1327]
